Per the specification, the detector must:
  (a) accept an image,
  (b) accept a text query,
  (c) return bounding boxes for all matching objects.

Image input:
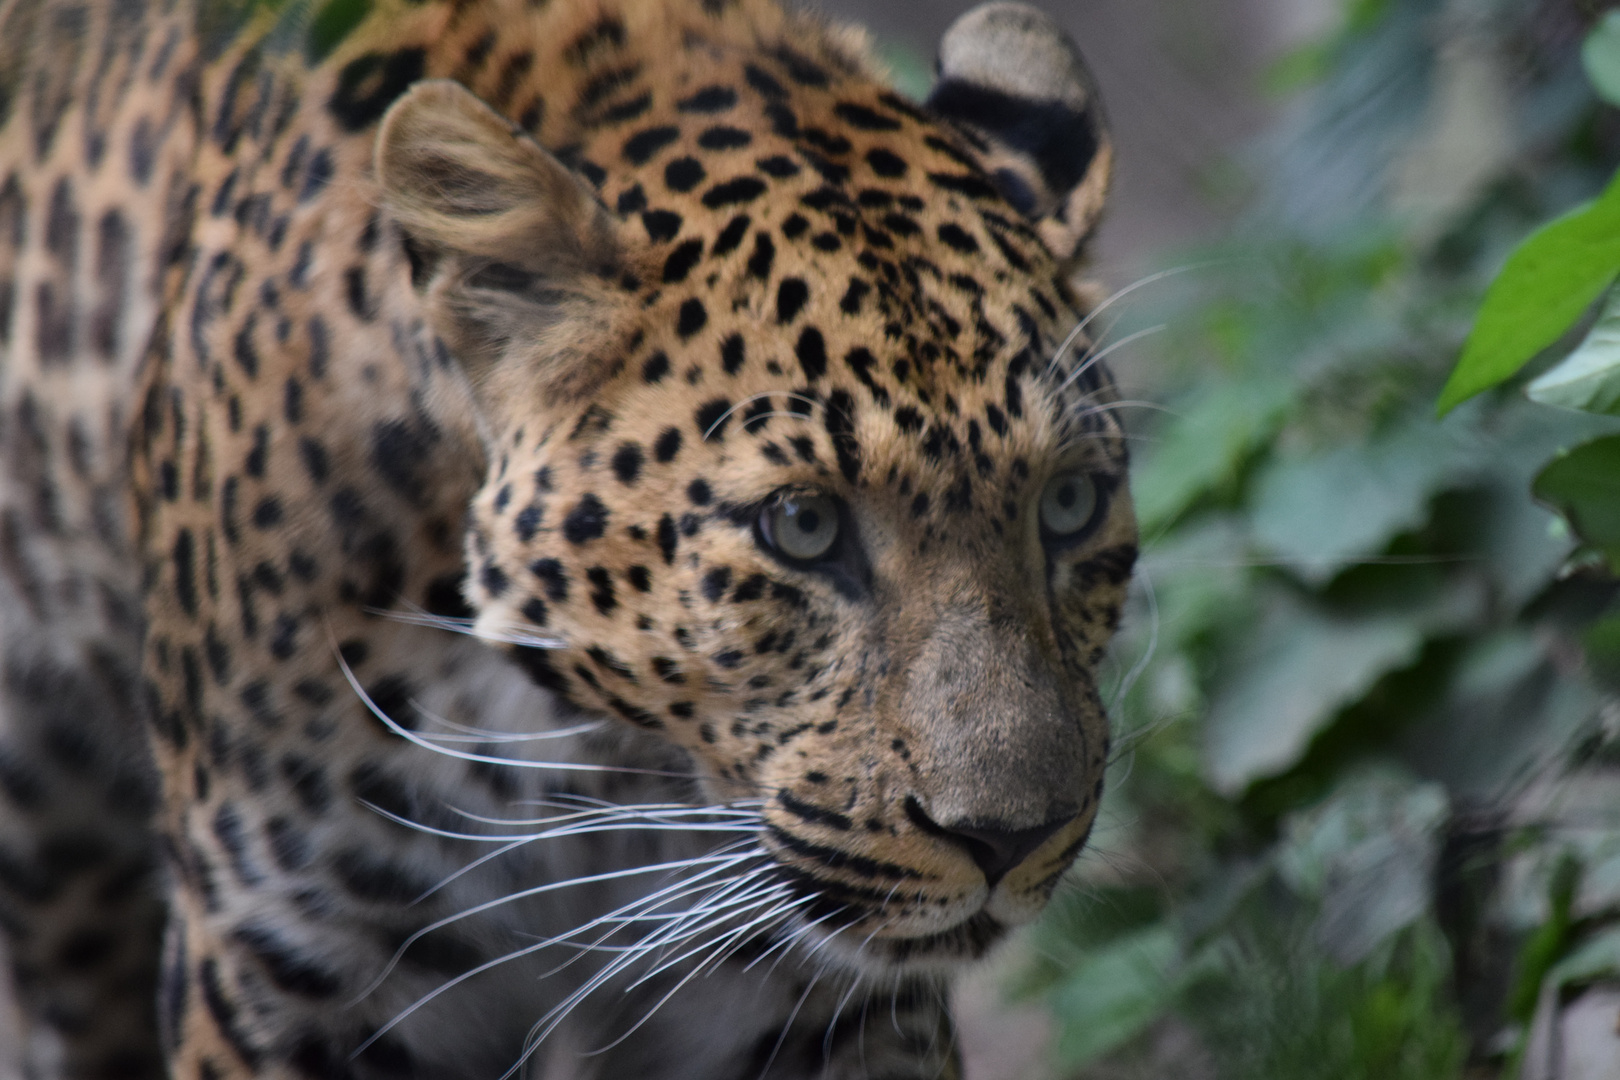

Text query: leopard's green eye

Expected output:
[762,495,840,561]
[1039,471,1098,537]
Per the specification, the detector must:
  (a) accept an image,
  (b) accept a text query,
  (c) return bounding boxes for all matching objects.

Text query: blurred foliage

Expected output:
[1016,0,1620,1076]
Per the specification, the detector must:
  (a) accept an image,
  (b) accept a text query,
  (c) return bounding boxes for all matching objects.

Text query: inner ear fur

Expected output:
[926,2,1113,262]
[375,79,633,410]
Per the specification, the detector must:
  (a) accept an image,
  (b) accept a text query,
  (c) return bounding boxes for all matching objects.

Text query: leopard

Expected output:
[0,0,1137,1076]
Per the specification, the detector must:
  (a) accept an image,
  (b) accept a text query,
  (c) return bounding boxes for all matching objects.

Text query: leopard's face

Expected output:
[379,2,1133,971]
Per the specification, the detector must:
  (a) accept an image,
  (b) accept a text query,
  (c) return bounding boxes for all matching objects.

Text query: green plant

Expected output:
[1019,1,1620,1075]
[1438,8,1620,573]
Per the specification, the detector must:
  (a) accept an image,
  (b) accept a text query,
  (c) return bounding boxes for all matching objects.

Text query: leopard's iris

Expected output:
[1038,471,1098,537]
[763,495,840,560]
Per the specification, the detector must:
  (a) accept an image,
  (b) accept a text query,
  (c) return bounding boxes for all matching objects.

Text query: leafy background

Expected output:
[846,0,1620,1075]
[1005,0,1620,1076]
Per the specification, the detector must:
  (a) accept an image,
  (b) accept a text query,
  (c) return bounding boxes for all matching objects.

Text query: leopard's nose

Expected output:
[905,797,1075,888]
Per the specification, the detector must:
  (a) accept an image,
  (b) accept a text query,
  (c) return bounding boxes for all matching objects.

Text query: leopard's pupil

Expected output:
[796,509,821,533]
[1056,485,1075,509]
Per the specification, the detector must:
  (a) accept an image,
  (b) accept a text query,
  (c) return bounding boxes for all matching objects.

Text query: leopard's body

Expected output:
[0,0,1136,1076]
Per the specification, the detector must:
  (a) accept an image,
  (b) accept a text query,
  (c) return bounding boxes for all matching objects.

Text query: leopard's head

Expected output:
[377,1,1134,971]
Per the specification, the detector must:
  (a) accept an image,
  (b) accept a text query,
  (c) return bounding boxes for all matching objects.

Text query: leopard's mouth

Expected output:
[744,804,1090,969]
[756,843,1077,974]
[765,875,1012,973]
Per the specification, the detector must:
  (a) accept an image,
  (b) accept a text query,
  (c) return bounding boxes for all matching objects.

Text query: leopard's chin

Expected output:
[770,906,1011,979]
[757,874,1062,978]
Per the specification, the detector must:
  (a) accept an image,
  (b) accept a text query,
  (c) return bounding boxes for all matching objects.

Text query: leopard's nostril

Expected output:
[904,796,1075,888]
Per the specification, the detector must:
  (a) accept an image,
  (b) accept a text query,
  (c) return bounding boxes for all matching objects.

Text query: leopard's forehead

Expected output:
[548,42,1122,546]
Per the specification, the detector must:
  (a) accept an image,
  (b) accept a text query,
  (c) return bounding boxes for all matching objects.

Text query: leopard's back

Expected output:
[0,3,204,1074]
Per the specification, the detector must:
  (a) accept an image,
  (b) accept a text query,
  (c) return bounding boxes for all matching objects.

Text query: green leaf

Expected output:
[1584,614,1620,684]
[1533,435,1620,567]
[1250,420,1470,583]
[1404,633,1597,800]
[1526,287,1620,415]
[1276,770,1448,965]
[1437,173,1620,414]
[1510,854,1581,1020]
[1203,600,1426,794]
[1584,11,1620,108]
[1132,378,1294,534]
[1547,925,1620,989]
[1049,925,1180,1066]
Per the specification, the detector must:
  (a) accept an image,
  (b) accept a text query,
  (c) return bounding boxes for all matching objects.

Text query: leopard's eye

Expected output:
[761,495,840,561]
[1039,471,1099,538]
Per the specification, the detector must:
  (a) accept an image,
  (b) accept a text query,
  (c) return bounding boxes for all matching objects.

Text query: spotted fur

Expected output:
[0,1,1135,1076]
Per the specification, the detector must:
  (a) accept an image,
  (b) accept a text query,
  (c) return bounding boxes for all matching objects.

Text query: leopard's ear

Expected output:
[376,80,628,407]
[926,2,1112,262]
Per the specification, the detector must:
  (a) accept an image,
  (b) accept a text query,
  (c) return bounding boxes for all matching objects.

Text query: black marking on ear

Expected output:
[926,80,1098,205]
[329,49,427,132]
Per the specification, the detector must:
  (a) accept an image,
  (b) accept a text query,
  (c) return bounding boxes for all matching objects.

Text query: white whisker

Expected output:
[704,392,820,440]
[328,630,700,781]
[397,698,604,744]
[449,800,763,829]
[751,902,851,975]
[754,967,826,1080]
[1058,324,1166,394]
[1070,398,1177,421]
[350,844,763,1008]
[370,606,567,650]
[585,892,809,1057]
[363,801,760,847]
[1109,566,1159,713]
[358,853,772,1068]
[1042,261,1219,378]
